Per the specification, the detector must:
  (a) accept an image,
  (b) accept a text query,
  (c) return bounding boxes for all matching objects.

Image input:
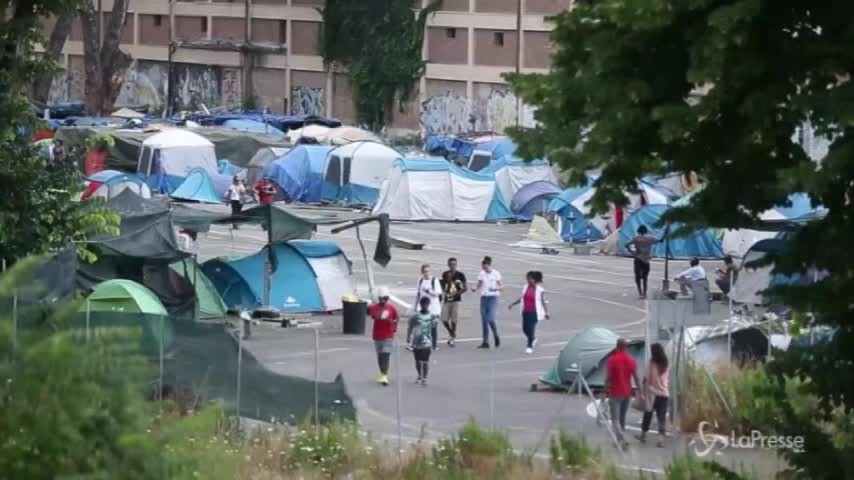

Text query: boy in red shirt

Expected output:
[604,338,640,450]
[255,178,277,205]
[369,286,399,386]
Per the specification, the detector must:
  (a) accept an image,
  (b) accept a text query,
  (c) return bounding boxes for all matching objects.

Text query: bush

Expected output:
[680,361,772,434]
[549,431,598,470]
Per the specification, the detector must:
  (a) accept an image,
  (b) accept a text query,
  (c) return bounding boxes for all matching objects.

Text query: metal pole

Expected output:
[355,226,376,300]
[236,321,243,417]
[395,337,403,458]
[514,0,522,127]
[159,314,164,414]
[727,268,734,362]
[166,0,175,117]
[313,328,320,434]
[489,355,496,431]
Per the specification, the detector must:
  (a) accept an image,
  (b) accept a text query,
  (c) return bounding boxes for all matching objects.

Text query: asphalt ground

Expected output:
[196,219,784,477]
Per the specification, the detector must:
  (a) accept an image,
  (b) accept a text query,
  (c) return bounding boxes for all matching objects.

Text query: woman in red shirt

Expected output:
[508,271,549,354]
[369,286,399,386]
[255,178,277,205]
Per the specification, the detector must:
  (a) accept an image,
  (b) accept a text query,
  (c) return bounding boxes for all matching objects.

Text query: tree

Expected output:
[319,0,440,132]
[80,0,132,115]
[0,0,118,264]
[508,2,854,478]
[32,13,73,105]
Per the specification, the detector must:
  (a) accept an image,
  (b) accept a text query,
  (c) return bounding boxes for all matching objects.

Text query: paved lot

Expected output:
[196,219,783,476]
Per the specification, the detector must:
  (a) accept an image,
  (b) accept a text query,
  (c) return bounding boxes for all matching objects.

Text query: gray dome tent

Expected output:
[540,327,645,389]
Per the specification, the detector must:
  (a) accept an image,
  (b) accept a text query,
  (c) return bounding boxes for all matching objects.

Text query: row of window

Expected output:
[446,27,505,46]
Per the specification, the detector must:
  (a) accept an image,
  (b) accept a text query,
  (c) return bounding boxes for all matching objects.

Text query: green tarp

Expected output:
[170,260,227,319]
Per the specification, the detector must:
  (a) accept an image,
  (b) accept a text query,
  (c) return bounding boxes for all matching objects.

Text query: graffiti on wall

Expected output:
[291,86,324,116]
[419,85,536,135]
[50,59,243,112]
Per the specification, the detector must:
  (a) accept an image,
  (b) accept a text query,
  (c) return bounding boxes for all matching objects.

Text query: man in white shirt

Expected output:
[415,264,442,351]
[675,257,707,295]
[225,176,246,230]
[475,256,503,349]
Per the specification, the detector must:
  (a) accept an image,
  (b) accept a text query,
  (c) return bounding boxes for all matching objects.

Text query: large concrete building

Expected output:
[46,0,570,134]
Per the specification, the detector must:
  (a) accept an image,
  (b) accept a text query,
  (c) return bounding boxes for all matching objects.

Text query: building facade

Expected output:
[46,0,570,134]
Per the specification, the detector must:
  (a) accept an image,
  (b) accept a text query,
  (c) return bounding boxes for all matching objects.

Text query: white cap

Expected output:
[377,286,391,298]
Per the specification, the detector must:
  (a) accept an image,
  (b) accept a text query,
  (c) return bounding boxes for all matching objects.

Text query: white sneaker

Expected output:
[525,347,533,355]
[532,338,538,347]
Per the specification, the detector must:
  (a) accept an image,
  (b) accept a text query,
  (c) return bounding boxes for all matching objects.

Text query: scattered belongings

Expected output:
[390,236,424,250]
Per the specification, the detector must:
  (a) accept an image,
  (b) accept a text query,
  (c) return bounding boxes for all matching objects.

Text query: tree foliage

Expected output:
[0,0,118,264]
[508,1,854,477]
[319,0,440,132]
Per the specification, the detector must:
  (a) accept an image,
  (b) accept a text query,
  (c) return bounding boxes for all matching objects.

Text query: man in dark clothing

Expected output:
[440,257,467,347]
[624,225,661,299]
[715,255,739,295]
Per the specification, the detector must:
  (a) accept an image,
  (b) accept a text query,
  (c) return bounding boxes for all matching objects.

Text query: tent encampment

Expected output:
[372,158,513,221]
[547,185,605,243]
[83,170,152,201]
[483,158,558,211]
[223,119,286,141]
[137,129,218,193]
[170,167,229,203]
[247,146,289,186]
[510,181,562,219]
[287,124,332,144]
[321,141,401,205]
[202,240,354,312]
[263,145,334,203]
[721,193,815,258]
[617,204,723,259]
[326,126,382,145]
[540,327,645,389]
[170,260,227,318]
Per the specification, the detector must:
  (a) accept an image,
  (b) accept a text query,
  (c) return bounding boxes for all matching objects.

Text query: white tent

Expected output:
[327,126,382,145]
[322,141,401,205]
[487,159,558,207]
[137,129,218,192]
[570,182,669,235]
[721,210,785,259]
[287,124,332,144]
[372,158,513,221]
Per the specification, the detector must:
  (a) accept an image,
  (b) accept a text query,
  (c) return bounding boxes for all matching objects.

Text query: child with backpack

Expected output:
[407,296,436,386]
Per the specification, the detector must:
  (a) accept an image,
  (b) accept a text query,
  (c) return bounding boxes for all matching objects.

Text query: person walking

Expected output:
[415,264,442,351]
[407,297,436,386]
[508,271,549,354]
[624,225,661,299]
[225,176,246,229]
[369,286,399,386]
[475,256,503,349]
[603,338,640,450]
[637,342,670,447]
[440,257,467,347]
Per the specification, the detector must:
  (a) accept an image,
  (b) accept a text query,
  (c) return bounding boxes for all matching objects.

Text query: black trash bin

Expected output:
[342,299,367,335]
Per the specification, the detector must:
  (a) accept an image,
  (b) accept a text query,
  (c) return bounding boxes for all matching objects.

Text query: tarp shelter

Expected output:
[483,157,558,209]
[223,119,286,141]
[202,240,354,312]
[263,145,333,203]
[372,158,513,221]
[79,279,174,354]
[137,129,218,193]
[730,237,824,305]
[247,146,289,186]
[540,327,645,389]
[83,170,152,201]
[187,112,341,132]
[287,124,332,144]
[618,204,723,259]
[547,183,605,243]
[170,260,227,318]
[170,168,228,203]
[326,126,382,145]
[322,141,401,205]
[511,181,562,219]
[465,137,518,171]
[721,193,815,258]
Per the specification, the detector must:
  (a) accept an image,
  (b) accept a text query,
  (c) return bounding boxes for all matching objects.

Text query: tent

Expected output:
[83,170,152,201]
[202,240,354,312]
[170,168,229,203]
[540,327,645,389]
[372,158,513,221]
[483,157,558,209]
[223,119,286,141]
[510,181,562,219]
[326,126,382,145]
[136,129,219,193]
[321,141,401,205]
[111,107,145,119]
[730,237,825,305]
[170,260,228,318]
[721,193,815,258]
[617,204,723,258]
[287,124,332,144]
[247,146,289,186]
[547,183,605,243]
[263,145,334,203]
[79,279,174,353]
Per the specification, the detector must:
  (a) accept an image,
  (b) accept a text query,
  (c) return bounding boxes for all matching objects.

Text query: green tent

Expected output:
[170,260,228,319]
[540,327,645,389]
[79,279,174,354]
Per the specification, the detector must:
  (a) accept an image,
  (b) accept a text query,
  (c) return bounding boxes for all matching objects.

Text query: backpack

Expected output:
[417,277,443,305]
[412,313,433,348]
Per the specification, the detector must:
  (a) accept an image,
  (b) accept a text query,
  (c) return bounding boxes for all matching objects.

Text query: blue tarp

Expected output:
[548,200,604,243]
[171,168,227,203]
[223,119,286,140]
[263,145,334,203]
[452,136,517,163]
[202,241,347,312]
[218,159,243,177]
[618,204,723,258]
[510,180,562,219]
[87,170,126,183]
[183,111,341,132]
[424,135,456,156]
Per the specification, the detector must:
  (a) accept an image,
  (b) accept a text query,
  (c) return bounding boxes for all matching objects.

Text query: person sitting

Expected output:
[715,255,738,296]
[675,257,706,295]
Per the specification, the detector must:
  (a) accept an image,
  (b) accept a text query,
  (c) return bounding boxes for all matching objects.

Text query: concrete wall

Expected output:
[473,29,518,67]
[211,17,245,41]
[439,0,470,11]
[139,14,170,46]
[523,30,551,69]
[251,18,286,43]
[420,79,535,134]
[252,67,287,113]
[525,0,572,15]
[291,70,326,116]
[175,15,207,42]
[291,20,320,55]
[475,0,518,13]
[427,26,469,65]
[333,73,356,124]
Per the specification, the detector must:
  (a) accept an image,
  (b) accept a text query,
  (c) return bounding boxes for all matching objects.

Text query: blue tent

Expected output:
[201,241,354,312]
[87,169,126,183]
[170,168,228,203]
[223,119,286,140]
[218,159,243,177]
[263,145,334,203]
[547,180,604,242]
[618,204,723,258]
[510,181,562,220]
